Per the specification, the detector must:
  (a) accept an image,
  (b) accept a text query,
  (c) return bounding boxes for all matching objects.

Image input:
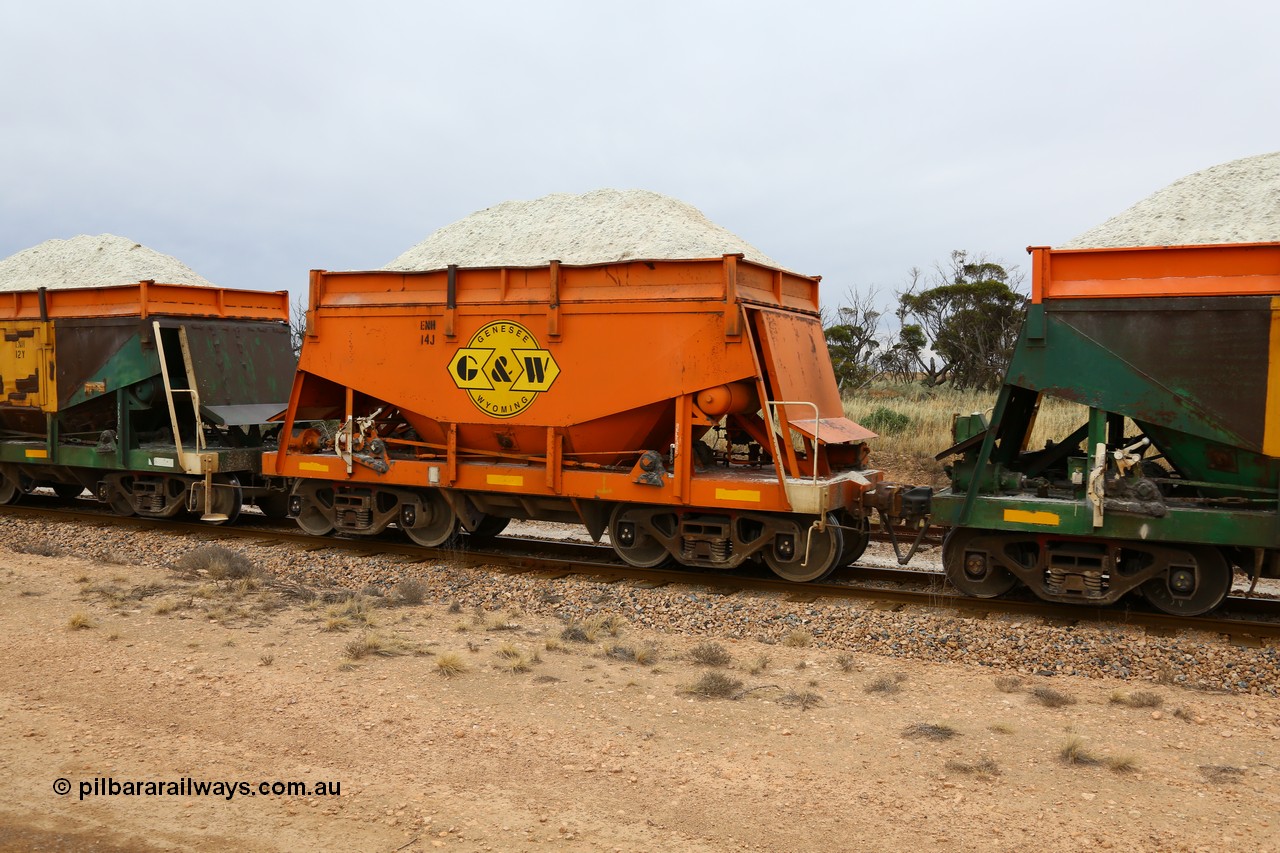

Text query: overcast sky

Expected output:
[2,1,1278,314]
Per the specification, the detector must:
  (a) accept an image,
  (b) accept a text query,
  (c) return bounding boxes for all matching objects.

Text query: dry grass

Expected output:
[748,654,771,675]
[1029,685,1076,708]
[782,628,813,648]
[1059,736,1100,765]
[152,598,183,615]
[435,652,468,678]
[945,757,1000,777]
[844,382,1089,465]
[324,616,352,633]
[326,596,377,628]
[685,671,743,700]
[1199,764,1245,783]
[865,672,907,695]
[560,624,591,643]
[393,578,427,605]
[604,643,658,665]
[689,642,732,667]
[15,539,64,557]
[176,545,257,581]
[1110,690,1162,709]
[989,722,1015,735]
[343,633,406,661]
[779,690,822,710]
[1106,754,1140,773]
[259,654,274,667]
[476,609,521,631]
[558,613,623,643]
[993,675,1024,693]
[494,643,531,673]
[902,722,959,741]
[67,611,94,630]
[588,613,625,637]
[835,653,856,673]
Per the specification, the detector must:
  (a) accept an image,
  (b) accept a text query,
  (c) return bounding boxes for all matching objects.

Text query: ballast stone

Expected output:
[0,234,218,292]
[383,188,786,271]
[1062,150,1280,249]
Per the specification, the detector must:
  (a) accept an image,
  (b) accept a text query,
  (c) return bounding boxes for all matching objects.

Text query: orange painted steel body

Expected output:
[1029,242,1280,303]
[0,281,289,322]
[268,255,878,516]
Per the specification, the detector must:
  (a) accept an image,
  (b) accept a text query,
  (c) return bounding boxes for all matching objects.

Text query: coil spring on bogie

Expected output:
[1045,568,1107,593]
[681,537,732,563]
[338,508,373,530]
[137,494,164,513]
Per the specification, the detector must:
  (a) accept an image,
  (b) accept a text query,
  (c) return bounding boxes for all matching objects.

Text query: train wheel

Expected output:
[836,511,870,567]
[403,491,460,548]
[763,514,844,582]
[466,514,510,542]
[295,508,334,536]
[609,505,671,568]
[942,528,1019,598]
[1140,546,1232,616]
[0,472,24,505]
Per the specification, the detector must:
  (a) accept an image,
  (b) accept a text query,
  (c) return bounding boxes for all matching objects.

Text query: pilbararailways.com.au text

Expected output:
[54,777,341,802]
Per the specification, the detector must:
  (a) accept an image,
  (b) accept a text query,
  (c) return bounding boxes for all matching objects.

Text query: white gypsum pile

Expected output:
[384,188,784,270]
[1062,151,1280,248]
[0,234,217,291]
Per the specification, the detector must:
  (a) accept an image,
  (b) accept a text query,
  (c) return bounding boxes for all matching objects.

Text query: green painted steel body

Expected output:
[0,315,293,480]
[936,296,1280,550]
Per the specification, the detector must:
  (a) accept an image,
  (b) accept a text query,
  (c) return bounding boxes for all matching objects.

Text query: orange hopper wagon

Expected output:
[266,255,885,581]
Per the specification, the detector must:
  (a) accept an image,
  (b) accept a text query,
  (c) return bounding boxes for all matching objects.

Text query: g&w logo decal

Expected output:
[448,321,560,418]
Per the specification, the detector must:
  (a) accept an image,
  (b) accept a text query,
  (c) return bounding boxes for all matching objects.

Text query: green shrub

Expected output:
[861,406,912,436]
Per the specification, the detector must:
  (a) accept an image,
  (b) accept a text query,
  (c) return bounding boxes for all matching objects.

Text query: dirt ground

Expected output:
[2,547,1278,853]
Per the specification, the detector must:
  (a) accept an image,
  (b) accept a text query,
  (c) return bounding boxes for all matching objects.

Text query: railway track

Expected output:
[3,501,1278,643]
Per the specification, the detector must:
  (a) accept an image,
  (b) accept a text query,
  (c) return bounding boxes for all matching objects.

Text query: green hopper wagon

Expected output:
[0,281,295,522]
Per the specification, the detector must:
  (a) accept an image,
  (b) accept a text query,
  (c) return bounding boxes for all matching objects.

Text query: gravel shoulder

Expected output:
[2,520,1279,852]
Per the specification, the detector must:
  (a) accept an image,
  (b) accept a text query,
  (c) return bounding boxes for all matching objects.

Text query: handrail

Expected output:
[764,399,820,489]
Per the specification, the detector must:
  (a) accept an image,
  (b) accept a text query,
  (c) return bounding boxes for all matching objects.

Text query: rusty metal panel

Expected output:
[790,417,877,444]
[750,307,845,420]
[51,318,154,411]
[167,320,295,411]
[1048,296,1269,449]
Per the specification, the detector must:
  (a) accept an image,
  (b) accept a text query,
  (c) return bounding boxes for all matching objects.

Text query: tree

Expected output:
[824,291,883,392]
[879,319,932,384]
[289,296,308,358]
[896,251,1026,390]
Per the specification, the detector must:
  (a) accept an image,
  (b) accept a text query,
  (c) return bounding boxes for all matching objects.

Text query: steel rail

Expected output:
[2,502,1277,641]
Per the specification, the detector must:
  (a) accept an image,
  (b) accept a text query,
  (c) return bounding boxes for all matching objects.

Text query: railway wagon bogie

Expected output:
[933,242,1280,616]
[268,256,894,580]
[0,282,296,522]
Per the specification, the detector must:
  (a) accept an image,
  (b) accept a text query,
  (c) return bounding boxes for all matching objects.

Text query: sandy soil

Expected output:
[2,547,1278,853]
